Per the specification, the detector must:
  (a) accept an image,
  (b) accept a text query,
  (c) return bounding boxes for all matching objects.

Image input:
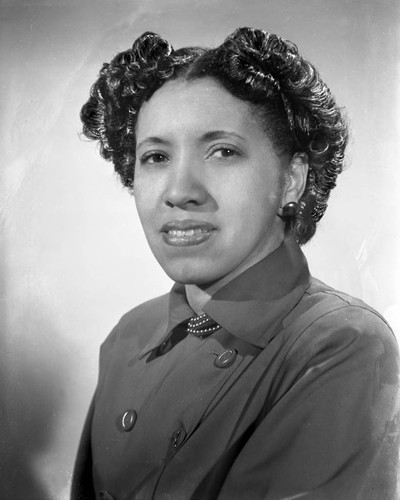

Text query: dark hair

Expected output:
[81,28,348,244]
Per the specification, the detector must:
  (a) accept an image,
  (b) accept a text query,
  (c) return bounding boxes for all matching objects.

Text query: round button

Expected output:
[120,409,137,432]
[214,349,237,368]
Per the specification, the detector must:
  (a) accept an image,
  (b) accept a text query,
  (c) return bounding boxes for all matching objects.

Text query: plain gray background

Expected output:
[1,0,399,498]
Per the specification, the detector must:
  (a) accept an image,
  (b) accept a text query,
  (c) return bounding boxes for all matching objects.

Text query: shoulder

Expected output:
[283,277,398,374]
[94,292,170,387]
[115,292,170,330]
[288,277,394,337]
[102,292,170,352]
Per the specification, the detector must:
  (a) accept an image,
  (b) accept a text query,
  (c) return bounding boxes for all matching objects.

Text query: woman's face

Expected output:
[134,77,288,286]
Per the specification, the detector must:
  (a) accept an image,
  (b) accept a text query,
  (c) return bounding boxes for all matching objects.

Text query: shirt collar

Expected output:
[139,235,310,355]
[203,236,311,347]
[137,282,194,358]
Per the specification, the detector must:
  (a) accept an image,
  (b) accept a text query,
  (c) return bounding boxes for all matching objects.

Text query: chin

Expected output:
[160,260,221,286]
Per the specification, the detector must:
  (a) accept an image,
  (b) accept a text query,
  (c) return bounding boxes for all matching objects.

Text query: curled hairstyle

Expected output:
[81,28,348,244]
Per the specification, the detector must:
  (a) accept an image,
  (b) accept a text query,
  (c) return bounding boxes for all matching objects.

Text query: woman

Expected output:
[72,28,399,499]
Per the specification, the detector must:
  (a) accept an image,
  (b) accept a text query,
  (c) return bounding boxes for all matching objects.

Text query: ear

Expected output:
[280,153,309,208]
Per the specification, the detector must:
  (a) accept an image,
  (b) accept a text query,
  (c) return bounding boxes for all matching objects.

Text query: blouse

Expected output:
[71,236,400,500]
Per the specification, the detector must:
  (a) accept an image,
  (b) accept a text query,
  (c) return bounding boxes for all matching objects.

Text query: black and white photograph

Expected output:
[1,1,399,499]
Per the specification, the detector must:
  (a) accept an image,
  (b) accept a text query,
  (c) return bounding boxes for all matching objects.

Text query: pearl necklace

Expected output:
[186,313,222,337]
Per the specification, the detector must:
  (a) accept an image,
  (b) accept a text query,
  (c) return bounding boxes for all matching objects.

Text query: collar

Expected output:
[203,236,311,347]
[139,235,311,355]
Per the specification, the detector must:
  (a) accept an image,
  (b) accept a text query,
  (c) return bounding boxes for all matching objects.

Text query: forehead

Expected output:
[135,77,266,141]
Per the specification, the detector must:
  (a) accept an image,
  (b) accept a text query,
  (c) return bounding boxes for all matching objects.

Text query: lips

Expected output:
[161,220,215,247]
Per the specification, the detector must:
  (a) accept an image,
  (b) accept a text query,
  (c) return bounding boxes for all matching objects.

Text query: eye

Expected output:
[140,151,169,165]
[208,146,241,160]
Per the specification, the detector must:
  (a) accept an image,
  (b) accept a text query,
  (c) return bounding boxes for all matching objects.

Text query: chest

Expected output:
[91,325,294,499]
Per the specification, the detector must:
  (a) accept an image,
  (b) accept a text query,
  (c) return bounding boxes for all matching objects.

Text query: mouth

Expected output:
[161,220,216,247]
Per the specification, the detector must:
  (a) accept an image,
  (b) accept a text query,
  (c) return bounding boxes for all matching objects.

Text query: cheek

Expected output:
[133,193,154,237]
[133,189,145,216]
[219,175,282,223]
[133,175,159,217]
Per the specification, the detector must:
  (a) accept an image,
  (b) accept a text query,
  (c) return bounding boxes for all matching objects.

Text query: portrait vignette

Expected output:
[0,0,399,498]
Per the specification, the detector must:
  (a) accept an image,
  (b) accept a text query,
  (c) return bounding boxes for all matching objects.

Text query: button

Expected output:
[214,349,237,368]
[120,409,137,432]
[98,491,115,500]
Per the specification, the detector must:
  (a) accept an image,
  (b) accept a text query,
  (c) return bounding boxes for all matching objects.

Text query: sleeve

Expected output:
[218,306,400,500]
[70,395,96,500]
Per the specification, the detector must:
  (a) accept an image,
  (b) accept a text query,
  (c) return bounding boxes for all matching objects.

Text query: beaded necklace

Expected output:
[186,313,222,337]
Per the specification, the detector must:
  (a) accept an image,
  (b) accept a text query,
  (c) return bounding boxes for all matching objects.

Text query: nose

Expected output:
[164,158,208,209]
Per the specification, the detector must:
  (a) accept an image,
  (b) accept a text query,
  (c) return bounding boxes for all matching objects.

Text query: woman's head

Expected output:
[81,28,348,254]
[132,76,307,285]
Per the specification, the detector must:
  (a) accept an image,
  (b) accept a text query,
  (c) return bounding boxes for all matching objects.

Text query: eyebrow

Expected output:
[200,130,246,143]
[136,130,246,151]
[136,137,172,150]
